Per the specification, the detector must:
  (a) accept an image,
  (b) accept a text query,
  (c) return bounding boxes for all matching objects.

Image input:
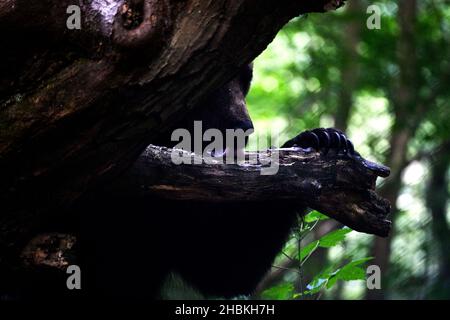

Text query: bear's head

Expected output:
[161,64,254,153]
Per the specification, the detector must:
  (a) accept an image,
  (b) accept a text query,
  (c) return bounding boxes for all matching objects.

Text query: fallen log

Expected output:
[110,145,392,237]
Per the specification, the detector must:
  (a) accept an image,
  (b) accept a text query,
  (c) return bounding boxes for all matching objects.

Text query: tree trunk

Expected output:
[367,0,419,300]
[333,0,362,132]
[426,147,450,298]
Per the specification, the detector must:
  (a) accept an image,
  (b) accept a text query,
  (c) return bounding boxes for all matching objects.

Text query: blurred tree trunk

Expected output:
[323,0,363,299]
[333,0,362,132]
[367,0,419,300]
[426,148,450,298]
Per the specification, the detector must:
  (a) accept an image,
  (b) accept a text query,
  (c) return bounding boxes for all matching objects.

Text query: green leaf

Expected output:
[327,257,374,288]
[337,265,366,281]
[304,267,335,295]
[326,275,339,289]
[318,228,352,248]
[306,277,328,294]
[261,283,294,300]
[300,240,319,261]
[346,257,374,266]
[335,257,374,281]
[304,211,330,223]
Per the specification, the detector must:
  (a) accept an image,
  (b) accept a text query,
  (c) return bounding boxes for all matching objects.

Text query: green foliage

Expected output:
[299,258,372,297]
[299,240,319,261]
[318,228,352,248]
[304,211,329,223]
[251,0,450,300]
[261,212,372,300]
[261,283,295,300]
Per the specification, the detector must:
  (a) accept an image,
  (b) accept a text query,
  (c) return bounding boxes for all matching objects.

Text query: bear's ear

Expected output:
[239,64,254,96]
[112,0,171,56]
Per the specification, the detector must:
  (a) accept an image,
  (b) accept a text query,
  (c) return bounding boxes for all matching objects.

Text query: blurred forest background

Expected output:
[245,0,450,300]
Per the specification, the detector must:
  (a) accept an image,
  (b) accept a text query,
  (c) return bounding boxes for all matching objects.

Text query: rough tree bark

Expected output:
[112,145,391,237]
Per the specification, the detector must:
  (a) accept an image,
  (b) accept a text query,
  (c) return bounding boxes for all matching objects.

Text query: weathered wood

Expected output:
[110,145,391,237]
